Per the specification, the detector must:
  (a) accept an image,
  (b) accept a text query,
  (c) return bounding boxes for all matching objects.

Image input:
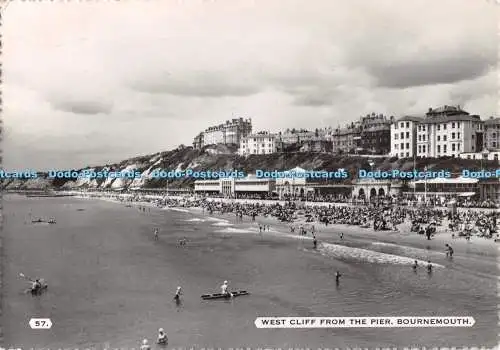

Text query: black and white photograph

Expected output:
[1,0,498,348]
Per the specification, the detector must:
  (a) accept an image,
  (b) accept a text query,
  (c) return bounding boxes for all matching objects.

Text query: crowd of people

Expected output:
[75,190,500,240]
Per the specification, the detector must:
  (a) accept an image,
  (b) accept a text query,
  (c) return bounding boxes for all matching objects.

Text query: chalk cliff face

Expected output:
[0,144,487,190]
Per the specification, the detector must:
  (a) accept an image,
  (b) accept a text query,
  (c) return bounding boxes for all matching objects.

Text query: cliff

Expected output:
[1,144,493,191]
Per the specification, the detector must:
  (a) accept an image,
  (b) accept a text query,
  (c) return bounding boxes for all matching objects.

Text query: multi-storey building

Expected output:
[192,117,252,149]
[331,114,391,154]
[483,117,500,151]
[417,106,483,158]
[332,121,361,154]
[358,113,393,154]
[238,131,277,155]
[193,132,204,149]
[391,105,485,158]
[390,116,423,158]
[278,129,315,145]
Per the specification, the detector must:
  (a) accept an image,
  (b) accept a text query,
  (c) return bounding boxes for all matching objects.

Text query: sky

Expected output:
[3,0,499,170]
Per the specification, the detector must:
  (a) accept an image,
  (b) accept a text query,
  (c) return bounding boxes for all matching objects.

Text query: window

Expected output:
[418,125,421,131]
[422,125,426,131]
[493,142,497,148]
[418,135,421,141]
[395,134,398,140]
[418,145,421,153]
[437,136,440,141]
[437,125,441,131]
[493,133,497,138]
[452,122,455,128]
[406,132,409,138]
[443,124,447,130]
[422,135,426,141]
[400,152,404,157]
[406,122,410,128]
[400,132,404,139]
[457,132,461,139]
[406,143,409,149]
[457,122,460,128]
[452,144,456,151]
[395,144,399,150]
[400,143,404,149]
[437,145,441,153]
[443,135,447,141]
[458,143,460,150]
[406,152,409,157]
[452,133,455,139]
[422,145,426,153]
[444,145,447,153]
[400,122,404,128]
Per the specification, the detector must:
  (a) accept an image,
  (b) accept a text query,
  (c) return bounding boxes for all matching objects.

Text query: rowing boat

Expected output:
[201,290,249,300]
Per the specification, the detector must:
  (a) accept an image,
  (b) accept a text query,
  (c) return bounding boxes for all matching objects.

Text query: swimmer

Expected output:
[157,328,168,345]
[445,244,454,258]
[140,339,151,350]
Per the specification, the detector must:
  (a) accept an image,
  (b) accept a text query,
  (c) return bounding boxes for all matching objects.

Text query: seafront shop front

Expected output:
[407,177,479,205]
[194,167,352,200]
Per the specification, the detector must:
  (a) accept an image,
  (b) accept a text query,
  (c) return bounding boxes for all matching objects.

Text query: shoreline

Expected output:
[57,192,499,258]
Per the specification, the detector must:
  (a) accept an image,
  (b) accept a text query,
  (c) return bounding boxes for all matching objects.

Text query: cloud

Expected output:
[128,70,262,97]
[367,52,496,89]
[49,98,113,115]
[2,0,498,169]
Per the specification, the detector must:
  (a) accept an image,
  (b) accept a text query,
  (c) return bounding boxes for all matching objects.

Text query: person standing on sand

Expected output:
[340,232,344,240]
[335,271,342,284]
[313,235,317,249]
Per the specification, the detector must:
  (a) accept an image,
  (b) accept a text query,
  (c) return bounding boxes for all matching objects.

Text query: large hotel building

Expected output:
[193,118,252,149]
[238,131,277,155]
[390,105,490,158]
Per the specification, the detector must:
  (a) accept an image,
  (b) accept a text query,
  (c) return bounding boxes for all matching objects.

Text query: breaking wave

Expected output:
[215,227,251,234]
[184,218,205,222]
[212,222,233,227]
[167,208,189,213]
[319,242,444,267]
[206,217,229,222]
[371,241,448,257]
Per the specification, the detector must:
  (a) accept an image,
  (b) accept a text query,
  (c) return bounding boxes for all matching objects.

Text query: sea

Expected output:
[1,195,498,348]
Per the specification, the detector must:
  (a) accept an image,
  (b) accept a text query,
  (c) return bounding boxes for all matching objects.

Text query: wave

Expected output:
[184,218,205,222]
[371,241,447,257]
[206,217,229,222]
[319,242,444,267]
[212,222,233,227]
[166,208,189,213]
[215,227,251,234]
